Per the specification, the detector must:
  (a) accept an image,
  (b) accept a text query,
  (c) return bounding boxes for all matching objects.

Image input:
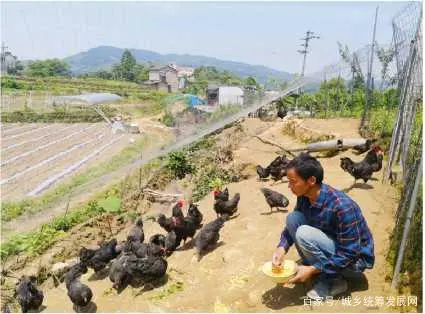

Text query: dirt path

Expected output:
[37,118,402,313]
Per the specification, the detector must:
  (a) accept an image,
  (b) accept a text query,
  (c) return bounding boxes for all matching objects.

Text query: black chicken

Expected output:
[214,193,241,218]
[213,187,229,201]
[277,107,288,119]
[340,145,384,184]
[164,230,179,255]
[256,165,270,180]
[15,275,44,313]
[125,255,168,283]
[352,139,377,154]
[149,234,166,248]
[194,216,226,261]
[187,203,203,228]
[79,238,118,272]
[64,263,93,311]
[126,240,165,258]
[269,164,287,182]
[172,200,185,220]
[157,213,184,233]
[127,218,144,243]
[268,156,284,168]
[260,188,290,212]
[109,251,132,290]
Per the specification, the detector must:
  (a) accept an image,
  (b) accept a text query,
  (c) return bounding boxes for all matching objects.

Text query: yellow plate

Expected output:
[262,260,297,284]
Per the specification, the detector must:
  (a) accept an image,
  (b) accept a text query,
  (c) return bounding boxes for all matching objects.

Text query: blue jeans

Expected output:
[286,211,362,279]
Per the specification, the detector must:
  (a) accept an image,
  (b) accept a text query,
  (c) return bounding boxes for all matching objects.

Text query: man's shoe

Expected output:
[306,275,348,300]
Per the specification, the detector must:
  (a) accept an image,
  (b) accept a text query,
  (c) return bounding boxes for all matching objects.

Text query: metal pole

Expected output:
[361,6,379,129]
[391,155,422,289]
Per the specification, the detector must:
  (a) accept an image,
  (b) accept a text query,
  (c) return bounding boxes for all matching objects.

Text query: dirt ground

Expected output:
[29,118,408,313]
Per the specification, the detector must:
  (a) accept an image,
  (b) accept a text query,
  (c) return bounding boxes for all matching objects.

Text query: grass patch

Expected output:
[148,281,184,301]
[0,200,106,259]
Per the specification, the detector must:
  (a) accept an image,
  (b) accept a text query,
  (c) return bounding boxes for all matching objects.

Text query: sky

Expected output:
[1,1,411,74]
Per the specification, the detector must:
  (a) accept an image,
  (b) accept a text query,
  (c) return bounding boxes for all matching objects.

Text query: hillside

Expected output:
[63,46,293,83]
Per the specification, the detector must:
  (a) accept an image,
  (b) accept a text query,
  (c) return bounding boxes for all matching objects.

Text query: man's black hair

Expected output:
[287,152,324,184]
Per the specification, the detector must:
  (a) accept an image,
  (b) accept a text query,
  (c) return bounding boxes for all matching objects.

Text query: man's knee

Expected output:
[286,211,306,232]
[295,225,316,246]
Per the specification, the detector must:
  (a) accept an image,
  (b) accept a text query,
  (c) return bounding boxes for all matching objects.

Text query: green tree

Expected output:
[25,59,70,77]
[375,43,395,89]
[119,49,137,81]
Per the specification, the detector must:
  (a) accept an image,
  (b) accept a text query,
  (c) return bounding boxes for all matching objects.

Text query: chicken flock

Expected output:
[9,138,383,313]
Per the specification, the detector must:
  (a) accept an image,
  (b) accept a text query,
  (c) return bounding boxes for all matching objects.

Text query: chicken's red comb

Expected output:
[177,200,184,206]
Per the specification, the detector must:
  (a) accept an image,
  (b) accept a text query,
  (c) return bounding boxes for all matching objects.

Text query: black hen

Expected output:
[340,145,384,184]
[352,139,377,154]
[109,251,132,290]
[164,230,179,255]
[157,213,184,233]
[15,275,44,313]
[268,156,284,168]
[277,107,287,119]
[213,188,229,201]
[125,255,168,283]
[260,188,290,211]
[149,234,166,248]
[187,203,203,229]
[194,217,226,261]
[256,165,270,180]
[125,240,165,258]
[79,238,118,272]
[214,193,241,218]
[269,164,287,182]
[64,263,93,311]
[127,218,144,243]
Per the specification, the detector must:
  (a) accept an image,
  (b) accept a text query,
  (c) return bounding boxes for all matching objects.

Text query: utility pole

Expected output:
[297,31,320,109]
[361,6,379,130]
[298,30,320,78]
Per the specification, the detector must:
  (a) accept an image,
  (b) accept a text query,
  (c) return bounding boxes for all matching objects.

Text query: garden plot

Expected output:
[0,123,140,201]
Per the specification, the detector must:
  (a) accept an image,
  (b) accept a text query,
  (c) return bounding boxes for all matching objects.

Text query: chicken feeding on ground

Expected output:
[213,192,241,218]
[213,187,229,202]
[149,234,166,248]
[352,139,377,154]
[125,255,168,285]
[127,218,144,243]
[164,230,179,255]
[194,216,227,261]
[79,238,118,273]
[260,188,290,212]
[109,251,133,290]
[15,275,44,313]
[340,145,384,184]
[64,263,93,311]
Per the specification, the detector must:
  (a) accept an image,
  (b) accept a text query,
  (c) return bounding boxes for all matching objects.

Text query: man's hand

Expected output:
[272,247,286,266]
[288,265,320,284]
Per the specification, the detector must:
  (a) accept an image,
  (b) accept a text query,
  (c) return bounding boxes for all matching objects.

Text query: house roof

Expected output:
[150,64,178,72]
